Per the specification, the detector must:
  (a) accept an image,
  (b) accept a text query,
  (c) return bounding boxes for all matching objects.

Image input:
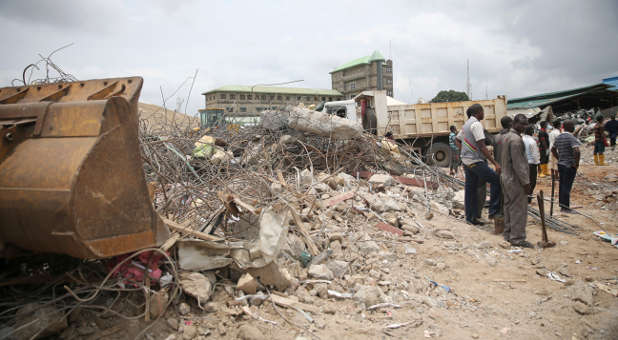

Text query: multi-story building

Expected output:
[201,85,343,119]
[330,50,393,99]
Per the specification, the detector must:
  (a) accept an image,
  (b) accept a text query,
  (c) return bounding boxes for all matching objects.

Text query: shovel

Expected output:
[537,190,556,248]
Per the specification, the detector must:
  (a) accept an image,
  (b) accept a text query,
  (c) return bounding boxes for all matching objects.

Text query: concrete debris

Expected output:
[288,106,363,139]
[237,324,264,340]
[358,240,381,255]
[308,264,334,280]
[177,240,234,271]
[326,260,349,279]
[179,272,213,305]
[569,280,594,306]
[248,261,295,291]
[237,273,259,294]
[369,173,394,188]
[150,289,169,319]
[353,285,385,307]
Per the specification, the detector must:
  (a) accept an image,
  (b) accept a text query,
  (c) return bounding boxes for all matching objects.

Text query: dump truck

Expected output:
[323,90,507,167]
[0,77,169,258]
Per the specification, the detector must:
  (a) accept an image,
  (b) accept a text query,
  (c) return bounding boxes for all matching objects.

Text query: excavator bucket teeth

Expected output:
[0,77,169,258]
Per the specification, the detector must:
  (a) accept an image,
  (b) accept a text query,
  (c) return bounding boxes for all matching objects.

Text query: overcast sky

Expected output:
[1,0,616,115]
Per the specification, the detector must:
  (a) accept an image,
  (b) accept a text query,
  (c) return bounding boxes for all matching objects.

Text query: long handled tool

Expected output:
[537,190,556,248]
[550,171,556,217]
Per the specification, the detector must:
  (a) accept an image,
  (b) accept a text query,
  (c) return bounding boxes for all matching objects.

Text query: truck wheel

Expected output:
[427,142,451,167]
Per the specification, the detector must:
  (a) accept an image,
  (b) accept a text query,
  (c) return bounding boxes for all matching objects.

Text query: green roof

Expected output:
[330,50,386,74]
[202,85,342,96]
[507,83,612,110]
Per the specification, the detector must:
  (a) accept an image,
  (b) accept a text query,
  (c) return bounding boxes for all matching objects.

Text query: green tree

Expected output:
[430,90,469,103]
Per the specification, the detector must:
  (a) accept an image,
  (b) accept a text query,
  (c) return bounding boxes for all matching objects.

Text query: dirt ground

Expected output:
[97,145,610,340]
[22,145,616,340]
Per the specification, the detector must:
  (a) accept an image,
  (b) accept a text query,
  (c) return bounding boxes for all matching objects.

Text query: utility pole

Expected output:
[466,59,471,100]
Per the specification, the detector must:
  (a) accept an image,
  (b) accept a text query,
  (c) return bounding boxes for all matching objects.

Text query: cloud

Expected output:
[0,0,615,114]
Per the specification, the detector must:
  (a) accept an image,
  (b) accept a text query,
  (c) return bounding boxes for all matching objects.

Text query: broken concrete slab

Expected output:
[288,106,363,139]
[177,240,234,271]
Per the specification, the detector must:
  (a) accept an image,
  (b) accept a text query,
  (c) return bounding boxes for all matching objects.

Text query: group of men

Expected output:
[452,104,590,248]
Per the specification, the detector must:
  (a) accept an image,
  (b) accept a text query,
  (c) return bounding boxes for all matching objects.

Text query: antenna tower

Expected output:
[466,59,471,100]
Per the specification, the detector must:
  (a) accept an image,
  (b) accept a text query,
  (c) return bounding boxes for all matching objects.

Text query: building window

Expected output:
[328,97,332,101]
[386,79,393,85]
[261,95,266,100]
[255,107,263,112]
[220,94,226,99]
[286,96,290,100]
[230,94,236,100]
[297,96,301,100]
[226,107,233,112]
[247,95,252,100]
[240,94,245,100]
[384,66,392,73]
[240,107,247,112]
[347,81,356,90]
[277,95,282,100]
[270,95,275,100]
[321,96,326,101]
[387,90,393,96]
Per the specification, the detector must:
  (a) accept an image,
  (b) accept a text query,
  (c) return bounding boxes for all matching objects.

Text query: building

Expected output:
[201,85,343,119]
[330,51,393,99]
[507,83,618,115]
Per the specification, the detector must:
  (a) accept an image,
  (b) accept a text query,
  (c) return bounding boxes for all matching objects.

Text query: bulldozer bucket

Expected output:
[0,77,169,258]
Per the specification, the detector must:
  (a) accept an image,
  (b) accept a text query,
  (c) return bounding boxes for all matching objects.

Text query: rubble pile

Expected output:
[0,106,462,339]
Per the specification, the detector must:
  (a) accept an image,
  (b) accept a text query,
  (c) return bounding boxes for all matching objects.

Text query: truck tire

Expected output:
[427,142,451,168]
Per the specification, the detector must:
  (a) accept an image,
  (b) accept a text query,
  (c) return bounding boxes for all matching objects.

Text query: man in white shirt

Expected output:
[455,104,501,225]
[548,120,561,177]
[522,126,540,203]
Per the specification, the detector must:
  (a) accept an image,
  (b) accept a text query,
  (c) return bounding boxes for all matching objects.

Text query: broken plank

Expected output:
[270,294,320,313]
[322,191,355,208]
[394,176,439,190]
[289,208,320,256]
[376,222,404,236]
[163,217,223,241]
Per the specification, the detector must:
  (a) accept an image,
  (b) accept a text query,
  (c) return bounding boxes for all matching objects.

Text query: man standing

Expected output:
[522,126,540,203]
[548,120,561,177]
[500,114,532,248]
[593,115,607,166]
[457,104,501,225]
[605,115,618,150]
[448,125,460,176]
[538,121,550,177]
[551,120,581,213]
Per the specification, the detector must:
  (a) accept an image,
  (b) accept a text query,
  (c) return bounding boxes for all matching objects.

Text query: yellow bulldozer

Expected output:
[0,77,169,258]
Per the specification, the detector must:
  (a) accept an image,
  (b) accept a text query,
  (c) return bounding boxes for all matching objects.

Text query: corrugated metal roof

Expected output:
[506,83,611,109]
[603,76,618,91]
[202,85,342,96]
[330,50,385,74]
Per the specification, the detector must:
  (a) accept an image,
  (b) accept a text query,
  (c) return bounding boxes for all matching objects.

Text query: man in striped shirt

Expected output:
[551,120,581,213]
